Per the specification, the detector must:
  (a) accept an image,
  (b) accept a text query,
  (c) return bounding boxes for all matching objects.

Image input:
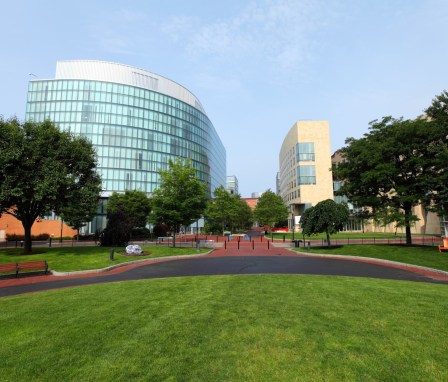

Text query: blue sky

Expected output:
[1,0,447,197]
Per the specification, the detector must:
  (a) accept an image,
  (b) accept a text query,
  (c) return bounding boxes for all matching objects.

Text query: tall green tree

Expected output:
[254,190,289,228]
[107,190,152,229]
[235,199,254,231]
[205,187,253,233]
[150,158,207,246]
[334,116,444,245]
[423,90,448,235]
[61,181,101,239]
[300,199,349,247]
[0,118,102,253]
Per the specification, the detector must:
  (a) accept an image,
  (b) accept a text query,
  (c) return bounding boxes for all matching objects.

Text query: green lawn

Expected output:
[299,244,448,272]
[1,275,447,381]
[0,245,209,273]
[270,231,412,240]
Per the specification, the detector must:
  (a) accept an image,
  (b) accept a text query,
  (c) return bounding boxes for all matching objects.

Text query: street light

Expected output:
[291,204,295,241]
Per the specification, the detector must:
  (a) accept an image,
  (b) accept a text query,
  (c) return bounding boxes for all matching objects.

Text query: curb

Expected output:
[292,250,448,281]
[50,250,214,277]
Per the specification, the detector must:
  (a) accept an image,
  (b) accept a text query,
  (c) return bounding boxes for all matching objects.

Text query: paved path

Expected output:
[1,241,447,297]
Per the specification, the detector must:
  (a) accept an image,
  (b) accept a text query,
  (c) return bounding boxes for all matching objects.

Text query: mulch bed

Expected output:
[119,251,151,257]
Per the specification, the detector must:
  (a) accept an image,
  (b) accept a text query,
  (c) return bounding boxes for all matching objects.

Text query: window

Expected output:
[297,165,316,185]
[296,142,315,162]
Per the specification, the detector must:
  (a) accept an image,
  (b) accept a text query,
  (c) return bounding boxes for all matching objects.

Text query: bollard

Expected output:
[224,240,226,249]
[238,240,240,250]
[268,240,270,249]
[252,240,254,250]
[110,248,115,261]
[283,234,285,243]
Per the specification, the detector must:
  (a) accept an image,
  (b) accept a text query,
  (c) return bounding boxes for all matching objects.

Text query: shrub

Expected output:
[131,227,151,240]
[152,223,169,237]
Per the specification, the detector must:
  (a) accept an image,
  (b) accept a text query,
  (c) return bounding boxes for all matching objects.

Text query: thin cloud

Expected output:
[162,0,336,81]
[89,7,149,55]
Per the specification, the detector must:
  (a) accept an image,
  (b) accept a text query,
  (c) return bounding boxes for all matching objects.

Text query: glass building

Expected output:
[25,60,226,232]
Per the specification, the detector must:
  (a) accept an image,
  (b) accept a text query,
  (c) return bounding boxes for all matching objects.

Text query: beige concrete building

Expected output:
[279,121,333,232]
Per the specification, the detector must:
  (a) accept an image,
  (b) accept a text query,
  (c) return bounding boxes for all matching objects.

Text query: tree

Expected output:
[0,118,102,253]
[107,190,152,229]
[300,199,349,247]
[254,190,289,228]
[334,116,444,245]
[235,199,254,231]
[423,90,448,235]
[100,207,133,247]
[150,158,208,246]
[205,186,249,233]
[61,180,101,239]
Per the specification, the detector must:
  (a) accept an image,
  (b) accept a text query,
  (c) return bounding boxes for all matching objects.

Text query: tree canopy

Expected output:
[0,118,102,252]
[205,186,253,233]
[423,90,448,231]
[150,158,208,244]
[107,190,152,229]
[61,180,101,237]
[300,199,349,247]
[334,115,446,245]
[253,190,289,228]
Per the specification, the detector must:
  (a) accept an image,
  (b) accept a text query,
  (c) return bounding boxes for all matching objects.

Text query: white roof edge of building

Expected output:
[49,60,207,115]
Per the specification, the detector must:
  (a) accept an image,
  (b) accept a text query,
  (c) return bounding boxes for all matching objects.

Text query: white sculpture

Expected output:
[125,244,143,254]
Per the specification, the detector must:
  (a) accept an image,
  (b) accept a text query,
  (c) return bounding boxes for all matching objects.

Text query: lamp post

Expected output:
[291,205,295,241]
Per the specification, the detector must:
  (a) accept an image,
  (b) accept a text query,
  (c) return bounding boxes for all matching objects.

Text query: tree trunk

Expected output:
[326,231,331,247]
[22,219,33,253]
[404,206,413,246]
[173,231,176,248]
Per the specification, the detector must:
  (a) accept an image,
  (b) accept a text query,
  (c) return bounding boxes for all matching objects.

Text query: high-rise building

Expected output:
[25,60,226,232]
[226,175,239,195]
[278,120,333,231]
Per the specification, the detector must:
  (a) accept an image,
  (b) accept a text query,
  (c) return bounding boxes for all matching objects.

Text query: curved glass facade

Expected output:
[25,61,226,232]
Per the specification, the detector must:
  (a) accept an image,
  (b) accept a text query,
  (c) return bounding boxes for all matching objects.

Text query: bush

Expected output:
[152,223,169,237]
[131,227,151,240]
[100,208,132,246]
[6,233,50,241]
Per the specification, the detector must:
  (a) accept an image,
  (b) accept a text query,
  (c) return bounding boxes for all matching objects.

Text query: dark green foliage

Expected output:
[423,90,448,229]
[100,208,132,246]
[300,199,349,247]
[334,115,447,245]
[0,118,102,252]
[151,159,208,246]
[205,186,254,233]
[131,227,151,240]
[6,233,50,241]
[107,190,152,229]
[254,190,289,228]
[62,181,101,235]
[152,223,169,237]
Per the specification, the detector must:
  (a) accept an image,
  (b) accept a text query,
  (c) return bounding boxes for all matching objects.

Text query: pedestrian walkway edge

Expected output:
[51,250,214,277]
[293,250,448,281]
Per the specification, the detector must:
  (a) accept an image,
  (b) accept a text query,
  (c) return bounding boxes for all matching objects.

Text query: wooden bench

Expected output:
[0,260,48,277]
[438,245,448,253]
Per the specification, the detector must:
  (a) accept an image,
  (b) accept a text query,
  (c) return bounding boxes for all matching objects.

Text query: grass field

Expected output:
[0,245,209,273]
[270,231,407,240]
[300,244,448,272]
[1,275,447,381]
